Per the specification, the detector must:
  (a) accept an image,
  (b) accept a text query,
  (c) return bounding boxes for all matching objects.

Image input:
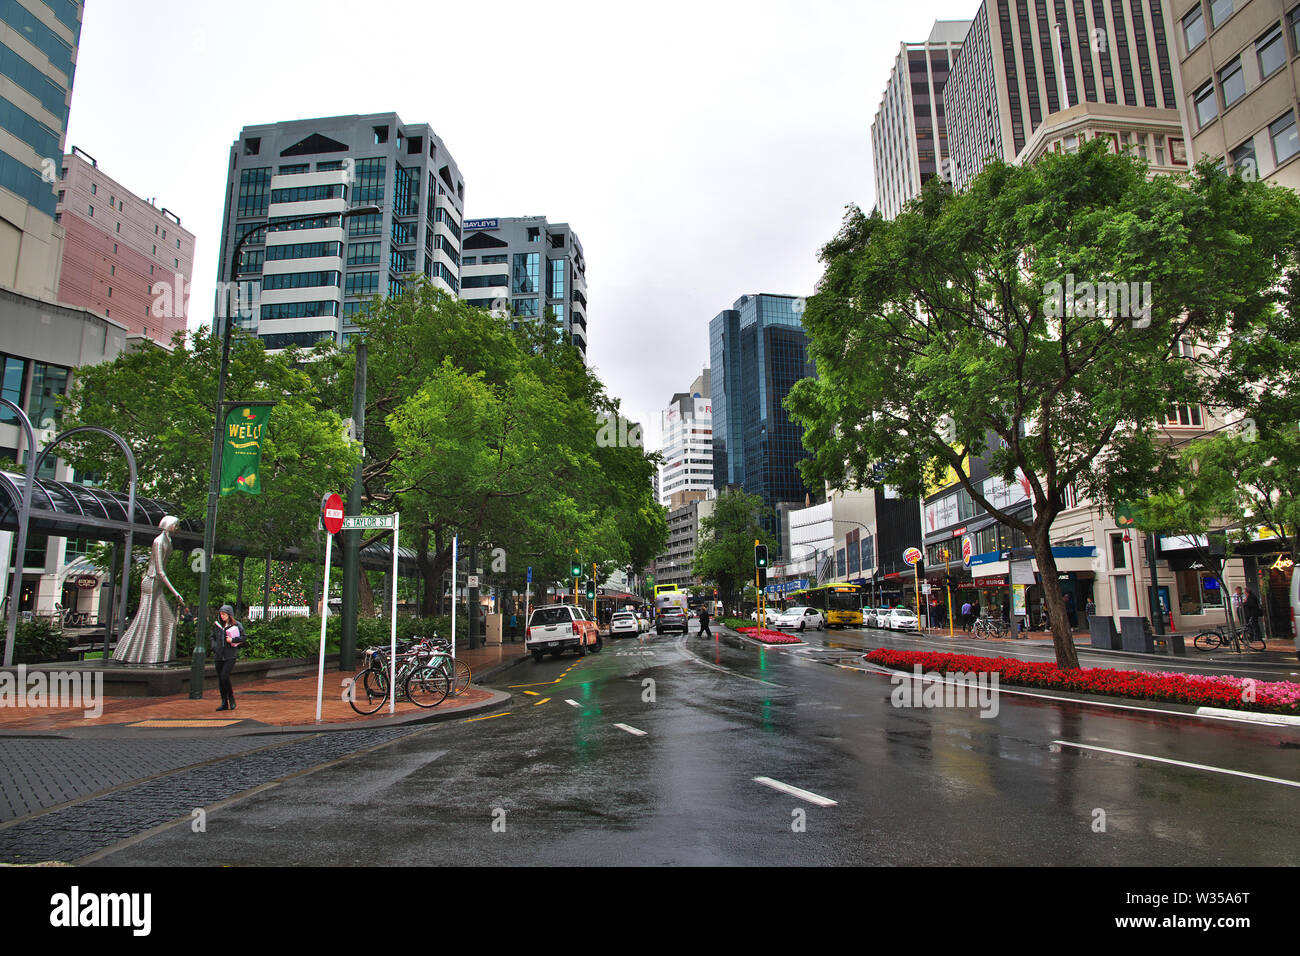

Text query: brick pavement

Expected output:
[0,726,424,864]
[0,671,497,733]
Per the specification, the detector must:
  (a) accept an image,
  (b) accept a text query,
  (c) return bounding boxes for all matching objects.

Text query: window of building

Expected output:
[513,297,539,317]
[244,137,260,156]
[1219,58,1245,107]
[1258,24,1286,79]
[106,287,111,297]
[1271,110,1300,164]
[0,354,27,424]
[1176,569,1223,614]
[372,125,388,144]
[1166,404,1204,427]
[512,252,539,294]
[112,243,117,254]
[115,222,120,233]
[1184,5,1204,50]
[1231,138,1257,178]
[1209,0,1233,27]
[1290,5,1300,54]
[90,183,96,195]
[1193,81,1218,128]
[1114,575,1132,611]
[1170,138,1188,166]
[57,189,63,202]
[109,265,114,276]
[87,203,92,216]
[1110,532,1128,570]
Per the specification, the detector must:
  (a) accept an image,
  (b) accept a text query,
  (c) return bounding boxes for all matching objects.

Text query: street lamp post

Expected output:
[190,204,381,698]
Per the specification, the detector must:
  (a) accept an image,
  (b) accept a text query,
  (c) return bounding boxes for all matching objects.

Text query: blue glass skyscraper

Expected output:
[709,294,815,552]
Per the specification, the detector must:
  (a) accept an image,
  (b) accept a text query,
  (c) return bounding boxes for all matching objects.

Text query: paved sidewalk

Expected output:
[0,670,505,736]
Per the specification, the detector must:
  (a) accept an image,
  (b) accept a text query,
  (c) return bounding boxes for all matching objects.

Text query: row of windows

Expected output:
[266,241,341,261]
[237,167,271,218]
[347,241,380,266]
[0,0,75,78]
[512,252,539,294]
[0,93,60,163]
[262,270,340,290]
[260,300,339,320]
[347,212,382,238]
[346,271,379,296]
[261,330,335,350]
[269,184,344,204]
[268,214,339,232]
[461,273,507,289]
[0,148,55,216]
[0,353,68,428]
[0,40,67,122]
[352,157,385,205]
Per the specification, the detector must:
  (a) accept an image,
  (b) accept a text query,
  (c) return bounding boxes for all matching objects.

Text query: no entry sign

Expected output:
[321,493,344,534]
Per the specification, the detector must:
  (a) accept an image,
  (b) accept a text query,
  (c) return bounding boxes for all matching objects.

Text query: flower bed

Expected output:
[735,627,803,645]
[864,648,1300,716]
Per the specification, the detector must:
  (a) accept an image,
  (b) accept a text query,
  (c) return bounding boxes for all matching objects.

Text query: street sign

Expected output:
[527,566,533,583]
[321,493,344,534]
[340,514,395,530]
[467,575,479,588]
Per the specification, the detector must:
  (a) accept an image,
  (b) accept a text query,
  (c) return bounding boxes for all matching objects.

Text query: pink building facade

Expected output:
[55,149,195,344]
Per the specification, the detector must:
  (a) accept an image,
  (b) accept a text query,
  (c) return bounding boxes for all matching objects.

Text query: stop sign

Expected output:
[321,493,344,534]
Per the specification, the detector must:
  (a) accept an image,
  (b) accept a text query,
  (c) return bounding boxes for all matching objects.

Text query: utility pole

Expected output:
[341,340,366,671]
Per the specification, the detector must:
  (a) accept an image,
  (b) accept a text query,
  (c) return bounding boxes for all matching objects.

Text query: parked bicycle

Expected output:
[346,635,470,715]
[972,616,1010,639]
[1193,624,1265,653]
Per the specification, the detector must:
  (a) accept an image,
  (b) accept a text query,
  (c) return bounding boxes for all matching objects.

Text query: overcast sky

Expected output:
[64,0,975,450]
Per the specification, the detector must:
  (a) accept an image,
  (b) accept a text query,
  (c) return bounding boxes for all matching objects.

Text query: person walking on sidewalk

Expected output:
[1244,589,1264,644]
[698,605,712,639]
[211,604,247,711]
[960,600,972,632]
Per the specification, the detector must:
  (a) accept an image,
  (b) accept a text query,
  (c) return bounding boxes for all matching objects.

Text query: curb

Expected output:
[860,660,1300,729]
[0,688,514,739]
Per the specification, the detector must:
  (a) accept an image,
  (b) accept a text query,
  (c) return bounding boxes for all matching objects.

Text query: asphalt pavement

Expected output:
[42,623,1296,867]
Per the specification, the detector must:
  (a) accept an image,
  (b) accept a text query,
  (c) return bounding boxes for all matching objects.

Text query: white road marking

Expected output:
[752,776,838,807]
[614,723,647,736]
[565,699,580,707]
[1195,706,1300,727]
[1052,740,1300,789]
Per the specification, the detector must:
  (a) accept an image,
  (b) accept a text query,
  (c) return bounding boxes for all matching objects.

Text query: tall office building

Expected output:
[216,113,465,350]
[658,369,712,509]
[55,147,195,344]
[709,294,815,552]
[1170,0,1300,189]
[944,0,1186,190]
[0,0,82,300]
[458,216,587,361]
[871,20,972,219]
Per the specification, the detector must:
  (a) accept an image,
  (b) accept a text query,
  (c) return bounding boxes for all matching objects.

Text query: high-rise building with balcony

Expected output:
[458,216,587,361]
[216,113,465,350]
[943,0,1187,190]
[55,147,194,344]
[658,369,712,509]
[871,20,972,219]
[0,0,82,301]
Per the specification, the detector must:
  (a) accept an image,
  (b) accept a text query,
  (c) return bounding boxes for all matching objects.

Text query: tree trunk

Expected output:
[359,569,375,619]
[1030,523,1080,670]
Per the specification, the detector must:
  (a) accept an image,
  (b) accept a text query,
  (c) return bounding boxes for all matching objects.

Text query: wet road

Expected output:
[91,626,1300,866]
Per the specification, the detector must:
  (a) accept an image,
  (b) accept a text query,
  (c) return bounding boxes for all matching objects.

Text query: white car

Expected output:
[883,607,919,630]
[609,612,639,638]
[862,607,879,628]
[772,606,825,632]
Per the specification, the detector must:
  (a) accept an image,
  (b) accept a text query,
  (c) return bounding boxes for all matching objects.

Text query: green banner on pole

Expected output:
[221,405,271,496]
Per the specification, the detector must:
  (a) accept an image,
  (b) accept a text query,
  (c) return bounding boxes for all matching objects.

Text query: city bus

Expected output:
[792,583,864,628]
[654,583,690,616]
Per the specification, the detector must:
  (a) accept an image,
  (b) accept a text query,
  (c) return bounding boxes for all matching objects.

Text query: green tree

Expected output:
[60,329,359,596]
[693,489,774,616]
[332,283,665,614]
[786,141,1300,668]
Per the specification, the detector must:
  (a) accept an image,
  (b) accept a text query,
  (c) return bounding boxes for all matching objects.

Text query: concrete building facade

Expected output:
[458,216,588,361]
[871,19,972,218]
[658,369,712,509]
[0,0,82,301]
[216,113,465,350]
[55,148,195,344]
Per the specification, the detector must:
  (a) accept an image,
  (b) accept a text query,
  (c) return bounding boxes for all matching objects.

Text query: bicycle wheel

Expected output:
[1193,629,1223,651]
[1243,631,1267,651]
[405,664,451,708]
[348,666,389,715]
[448,658,471,696]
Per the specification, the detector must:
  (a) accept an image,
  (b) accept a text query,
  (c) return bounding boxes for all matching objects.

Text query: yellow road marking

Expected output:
[534,697,551,706]
[522,690,539,696]
[464,711,511,722]
[508,678,563,688]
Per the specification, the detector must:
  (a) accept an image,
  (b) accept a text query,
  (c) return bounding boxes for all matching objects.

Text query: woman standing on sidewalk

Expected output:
[210,604,247,711]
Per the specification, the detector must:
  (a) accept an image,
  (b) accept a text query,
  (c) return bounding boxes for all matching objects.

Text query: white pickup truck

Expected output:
[525,604,602,662]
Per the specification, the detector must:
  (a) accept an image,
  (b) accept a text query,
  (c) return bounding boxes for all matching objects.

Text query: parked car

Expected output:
[884,607,919,631]
[861,607,878,628]
[609,611,639,639]
[656,607,689,635]
[772,606,826,632]
[526,604,602,662]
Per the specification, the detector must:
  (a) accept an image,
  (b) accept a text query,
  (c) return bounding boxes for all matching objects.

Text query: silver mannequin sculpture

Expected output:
[112,515,184,664]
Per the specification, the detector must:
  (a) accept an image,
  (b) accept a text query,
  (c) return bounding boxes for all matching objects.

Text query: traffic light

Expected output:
[585,579,596,600]
[571,559,582,578]
[754,542,768,569]
[756,567,767,588]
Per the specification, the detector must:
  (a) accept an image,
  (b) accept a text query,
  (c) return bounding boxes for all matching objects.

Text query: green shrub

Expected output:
[12,617,67,662]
